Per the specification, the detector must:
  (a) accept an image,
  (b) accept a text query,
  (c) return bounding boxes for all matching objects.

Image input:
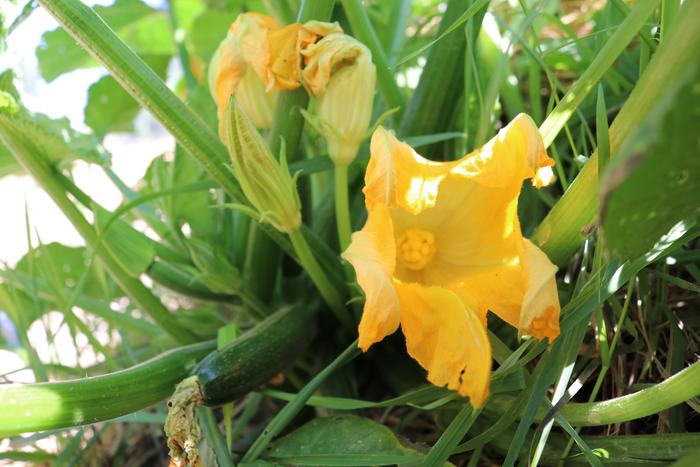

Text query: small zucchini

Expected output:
[193,305,316,406]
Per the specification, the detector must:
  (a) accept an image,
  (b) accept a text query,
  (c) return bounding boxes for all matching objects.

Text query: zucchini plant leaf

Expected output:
[600,64,700,260]
[0,69,108,177]
[84,54,170,137]
[0,112,108,177]
[262,415,443,466]
[141,145,218,241]
[36,0,175,82]
[15,243,120,302]
[186,9,237,61]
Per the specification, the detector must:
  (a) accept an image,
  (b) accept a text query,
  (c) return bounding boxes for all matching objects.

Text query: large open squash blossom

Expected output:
[342,114,560,407]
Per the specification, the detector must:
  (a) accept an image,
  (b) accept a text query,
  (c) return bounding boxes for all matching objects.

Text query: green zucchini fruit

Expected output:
[193,305,316,406]
[0,341,215,437]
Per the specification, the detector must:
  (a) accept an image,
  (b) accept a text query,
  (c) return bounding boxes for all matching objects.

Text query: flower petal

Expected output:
[453,113,555,188]
[518,238,560,341]
[364,127,455,214]
[342,203,400,352]
[231,13,278,83]
[210,35,246,137]
[266,21,342,91]
[266,23,304,90]
[395,283,491,407]
[301,33,368,96]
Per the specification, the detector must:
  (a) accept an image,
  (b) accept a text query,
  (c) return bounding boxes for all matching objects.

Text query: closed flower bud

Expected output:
[265,21,342,91]
[302,33,376,166]
[208,14,278,133]
[224,98,301,233]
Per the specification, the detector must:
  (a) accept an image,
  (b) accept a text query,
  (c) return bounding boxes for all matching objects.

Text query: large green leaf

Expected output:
[36,0,175,81]
[0,69,108,177]
[600,64,700,259]
[141,145,218,241]
[15,243,119,302]
[84,54,170,136]
[186,9,236,61]
[0,112,108,177]
[262,415,438,466]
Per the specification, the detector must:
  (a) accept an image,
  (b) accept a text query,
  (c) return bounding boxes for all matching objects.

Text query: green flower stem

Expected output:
[0,341,215,437]
[296,0,334,22]
[340,0,405,117]
[289,228,352,329]
[486,360,700,427]
[334,164,352,251]
[533,0,700,265]
[146,260,232,302]
[561,361,700,427]
[539,0,660,148]
[266,0,335,162]
[249,0,336,313]
[0,123,198,344]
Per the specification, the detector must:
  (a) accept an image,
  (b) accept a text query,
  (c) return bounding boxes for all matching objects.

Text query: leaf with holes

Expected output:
[600,64,700,260]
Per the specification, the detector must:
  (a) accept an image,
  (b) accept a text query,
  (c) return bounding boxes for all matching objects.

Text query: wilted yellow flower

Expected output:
[263,21,342,91]
[302,33,376,166]
[209,13,279,131]
[224,98,301,233]
[341,114,560,407]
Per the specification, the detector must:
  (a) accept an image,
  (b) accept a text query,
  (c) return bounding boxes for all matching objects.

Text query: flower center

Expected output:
[397,228,436,271]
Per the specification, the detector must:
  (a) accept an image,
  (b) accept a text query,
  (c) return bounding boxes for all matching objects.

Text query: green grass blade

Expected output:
[198,407,234,467]
[539,0,660,148]
[554,415,604,467]
[0,269,161,338]
[424,404,479,466]
[394,0,490,68]
[595,84,610,183]
[341,0,405,116]
[532,0,700,265]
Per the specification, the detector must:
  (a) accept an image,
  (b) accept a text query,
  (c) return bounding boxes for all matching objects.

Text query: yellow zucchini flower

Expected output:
[263,21,342,91]
[209,13,279,131]
[302,33,376,166]
[341,114,560,407]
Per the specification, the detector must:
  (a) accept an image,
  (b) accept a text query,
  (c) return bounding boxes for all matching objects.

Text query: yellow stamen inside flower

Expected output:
[397,228,436,270]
